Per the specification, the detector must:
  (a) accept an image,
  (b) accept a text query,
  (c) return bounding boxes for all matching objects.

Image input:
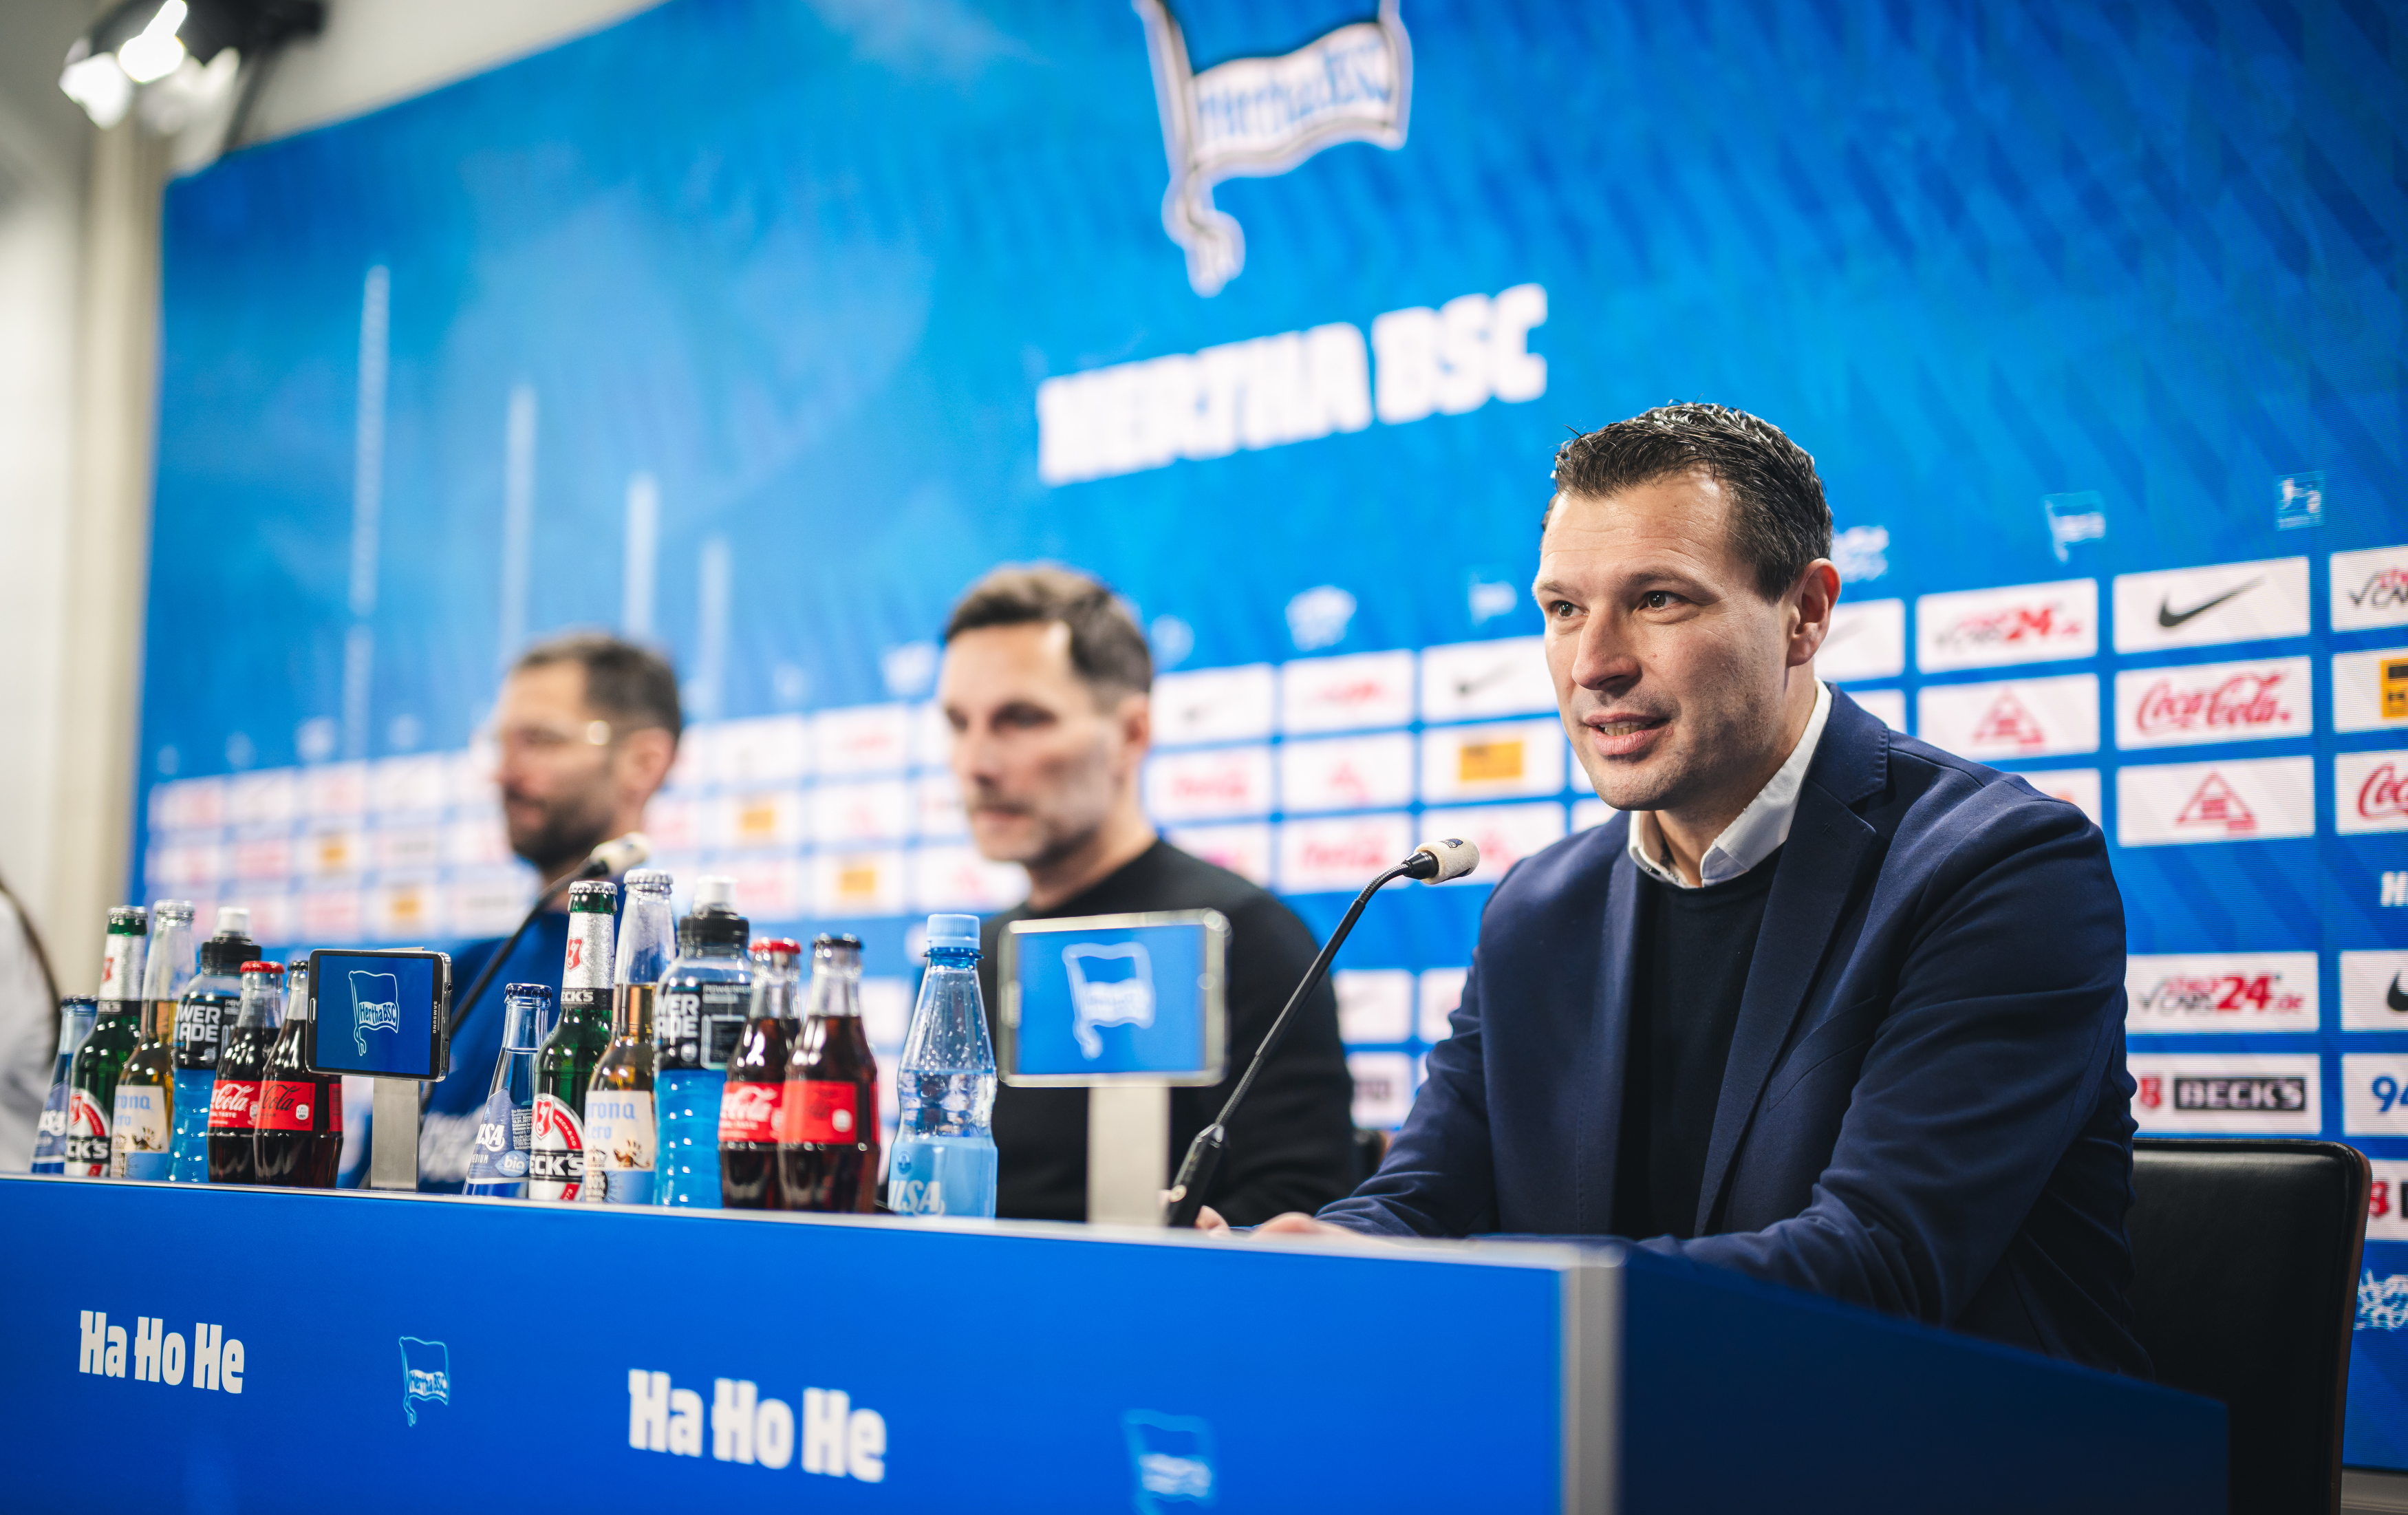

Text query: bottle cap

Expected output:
[107,906,149,934]
[924,914,980,952]
[503,982,556,1004]
[568,880,617,910]
[624,868,672,892]
[813,932,863,952]
[752,938,802,960]
[694,875,735,910]
[215,905,251,934]
[677,906,749,951]
[239,960,284,978]
[199,928,261,976]
[152,899,195,923]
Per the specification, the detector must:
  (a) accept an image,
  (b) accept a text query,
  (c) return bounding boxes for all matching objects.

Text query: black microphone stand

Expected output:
[1162,852,1432,1229]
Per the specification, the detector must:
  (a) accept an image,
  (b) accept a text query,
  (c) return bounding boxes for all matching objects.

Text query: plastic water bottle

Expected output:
[462,984,552,1199]
[30,997,99,1174]
[654,877,749,1208]
[887,913,998,1218]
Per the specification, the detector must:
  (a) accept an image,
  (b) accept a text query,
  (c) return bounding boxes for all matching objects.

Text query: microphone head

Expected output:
[587,832,651,877]
[1412,837,1479,883]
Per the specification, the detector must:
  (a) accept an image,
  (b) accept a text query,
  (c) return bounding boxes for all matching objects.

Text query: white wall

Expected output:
[0,0,663,991]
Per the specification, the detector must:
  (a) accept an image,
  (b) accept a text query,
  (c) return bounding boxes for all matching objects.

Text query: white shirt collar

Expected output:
[1626,680,1834,889]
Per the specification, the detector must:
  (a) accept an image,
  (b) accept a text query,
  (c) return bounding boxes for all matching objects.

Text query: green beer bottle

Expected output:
[110,900,195,1180]
[529,880,616,1203]
[66,907,149,1178]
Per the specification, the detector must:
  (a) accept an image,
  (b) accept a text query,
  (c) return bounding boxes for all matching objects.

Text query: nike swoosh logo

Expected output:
[1452,665,1515,698]
[2158,578,2261,629]
[2390,974,2408,1015]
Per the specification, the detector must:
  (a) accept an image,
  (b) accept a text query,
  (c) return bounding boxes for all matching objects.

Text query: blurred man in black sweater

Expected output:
[938,566,1355,1225]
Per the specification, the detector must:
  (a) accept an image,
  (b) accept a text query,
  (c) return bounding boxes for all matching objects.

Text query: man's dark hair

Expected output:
[513,631,683,742]
[943,563,1153,700]
[1546,402,1833,599]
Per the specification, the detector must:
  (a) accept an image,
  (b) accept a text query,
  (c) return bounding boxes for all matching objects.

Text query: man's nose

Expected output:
[1569,615,1640,692]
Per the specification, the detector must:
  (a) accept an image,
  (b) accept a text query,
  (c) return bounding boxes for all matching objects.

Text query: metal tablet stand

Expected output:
[367,1081,420,1190]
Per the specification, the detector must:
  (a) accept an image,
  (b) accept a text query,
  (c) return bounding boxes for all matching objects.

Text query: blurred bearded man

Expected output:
[416,632,680,1190]
[938,565,1356,1224]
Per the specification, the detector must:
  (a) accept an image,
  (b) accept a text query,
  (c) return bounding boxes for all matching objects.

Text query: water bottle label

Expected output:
[259,1079,337,1132]
[777,1080,863,1143]
[717,1081,782,1143]
[528,1093,588,1201]
[36,1104,66,1142]
[63,1089,109,1176]
[109,1086,169,1178]
[888,1138,999,1218]
[207,1077,259,1131]
[587,1091,656,1177]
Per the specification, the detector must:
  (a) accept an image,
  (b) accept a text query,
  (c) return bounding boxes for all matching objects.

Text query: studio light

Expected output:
[59,0,323,132]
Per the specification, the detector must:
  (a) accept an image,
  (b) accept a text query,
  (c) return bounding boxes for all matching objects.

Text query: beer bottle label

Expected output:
[718,1081,782,1144]
[99,934,143,1003]
[780,1081,863,1144]
[563,913,614,992]
[64,1088,110,1177]
[110,1086,171,1179]
[586,1091,656,1174]
[259,1080,330,1132]
[208,1077,260,1131]
[528,1092,588,1201]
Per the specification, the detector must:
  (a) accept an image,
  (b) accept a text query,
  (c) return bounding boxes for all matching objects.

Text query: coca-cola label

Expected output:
[780,1081,863,1144]
[1142,746,1273,822]
[718,1081,783,1144]
[1276,813,1415,892]
[109,1084,170,1178]
[528,1092,588,1201]
[2331,546,2408,632]
[208,1077,260,1131]
[2114,657,2310,749]
[586,1091,656,1174]
[2339,751,2408,835]
[63,1088,109,1176]
[259,1079,336,1132]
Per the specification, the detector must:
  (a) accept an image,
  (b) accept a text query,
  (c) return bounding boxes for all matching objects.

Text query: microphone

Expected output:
[1162,838,1479,1229]
[443,831,649,1040]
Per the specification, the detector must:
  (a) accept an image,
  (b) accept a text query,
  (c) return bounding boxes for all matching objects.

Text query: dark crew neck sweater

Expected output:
[1611,846,1785,1241]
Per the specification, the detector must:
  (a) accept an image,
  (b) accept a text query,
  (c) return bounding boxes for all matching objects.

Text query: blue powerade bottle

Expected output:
[653,878,751,1207]
[171,907,257,1182]
[887,913,998,1218]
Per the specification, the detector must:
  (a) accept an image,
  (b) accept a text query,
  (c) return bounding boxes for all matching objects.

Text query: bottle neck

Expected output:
[926,946,980,971]
[612,980,654,1038]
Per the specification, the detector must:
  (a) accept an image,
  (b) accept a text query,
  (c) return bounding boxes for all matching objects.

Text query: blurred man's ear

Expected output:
[1117,690,1151,761]
[620,726,677,801]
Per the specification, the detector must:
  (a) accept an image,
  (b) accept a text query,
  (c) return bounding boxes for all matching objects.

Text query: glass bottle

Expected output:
[530,880,616,1203]
[777,933,881,1214]
[588,868,672,1204]
[254,960,341,1188]
[111,900,195,1181]
[30,997,99,1174]
[208,961,284,1184]
[719,938,800,1210]
[462,983,553,1199]
[65,907,147,1179]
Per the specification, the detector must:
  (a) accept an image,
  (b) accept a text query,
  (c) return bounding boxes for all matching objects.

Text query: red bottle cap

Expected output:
[239,960,286,977]
[751,938,802,957]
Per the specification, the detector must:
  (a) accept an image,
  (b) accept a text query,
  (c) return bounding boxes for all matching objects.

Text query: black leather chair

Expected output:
[2127,1137,2371,1515]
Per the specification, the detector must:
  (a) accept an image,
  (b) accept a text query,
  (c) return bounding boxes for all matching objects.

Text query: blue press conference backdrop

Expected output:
[136,0,2406,1464]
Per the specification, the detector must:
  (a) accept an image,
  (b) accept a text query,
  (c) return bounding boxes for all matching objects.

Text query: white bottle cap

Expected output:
[216,905,251,934]
[695,876,735,910]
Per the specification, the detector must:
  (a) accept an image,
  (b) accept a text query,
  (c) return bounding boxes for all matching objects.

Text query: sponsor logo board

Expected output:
[1151,665,1276,747]
[913,774,967,839]
[2114,656,2312,749]
[1418,967,1467,1042]
[1276,812,1412,893]
[2128,1053,2321,1135]
[2347,1055,2408,1136]
[1419,718,1566,804]
[1917,673,2098,759]
[2125,952,2318,1033]
[1333,969,1413,1044]
[2112,557,2310,652]
[713,715,813,786]
[2003,767,2103,826]
[1570,797,1615,831]
[2339,751,2408,835]
[2369,1160,2408,1244]
[1849,688,1906,732]
[1279,650,1415,733]
[905,845,1026,914]
[2343,952,2408,1031]
[1418,636,1553,722]
[1916,579,2096,672]
[810,850,903,917]
[1163,822,1273,886]
[2334,546,2408,632]
[2116,756,2314,846]
[1347,1050,1415,1128]
[813,705,913,777]
[810,781,911,846]
[1143,745,1273,822]
[1814,599,1906,683]
[1278,732,1414,813]
[2334,648,2408,734]
[1418,802,1569,885]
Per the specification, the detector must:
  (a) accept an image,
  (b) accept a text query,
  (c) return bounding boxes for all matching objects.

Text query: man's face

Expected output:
[940,623,1147,871]
[490,663,626,874]
[1534,471,1820,817]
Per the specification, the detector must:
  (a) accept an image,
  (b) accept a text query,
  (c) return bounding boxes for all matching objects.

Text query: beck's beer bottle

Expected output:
[530,881,616,1202]
[65,907,148,1179]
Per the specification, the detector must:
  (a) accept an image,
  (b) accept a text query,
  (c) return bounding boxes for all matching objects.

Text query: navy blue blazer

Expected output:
[1323,688,2149,1375]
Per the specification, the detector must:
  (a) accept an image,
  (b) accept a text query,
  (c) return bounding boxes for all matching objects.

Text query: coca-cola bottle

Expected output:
[530,881,616,1203]
[254,960,341,1188]
[208,962,284,1185]
[111,900,195,1180]
[65,907,148,1179]
[777,934,881,1213]
[588,869,671,1204]
[718,938,801,1210]
[171,907,256,1182]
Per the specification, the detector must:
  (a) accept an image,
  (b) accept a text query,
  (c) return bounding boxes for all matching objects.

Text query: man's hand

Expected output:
[1192,1205,1357,1239]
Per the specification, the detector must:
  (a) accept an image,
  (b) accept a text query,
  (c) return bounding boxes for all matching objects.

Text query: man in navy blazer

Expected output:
[1208,403,2147,1376]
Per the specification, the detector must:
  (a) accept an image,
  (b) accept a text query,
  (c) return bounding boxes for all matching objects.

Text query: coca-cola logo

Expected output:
[1935,604,2083,648]
[2350,568,2408,613]
[2362,763,2408,821]
[1300,835,1390,868]
[2135,673,2292,735]
[722,1082,780,1125]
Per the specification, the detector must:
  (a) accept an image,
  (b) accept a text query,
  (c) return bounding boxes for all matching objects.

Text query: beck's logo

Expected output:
[1136,1,1412,297]
[2172,1075,2307,1112]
